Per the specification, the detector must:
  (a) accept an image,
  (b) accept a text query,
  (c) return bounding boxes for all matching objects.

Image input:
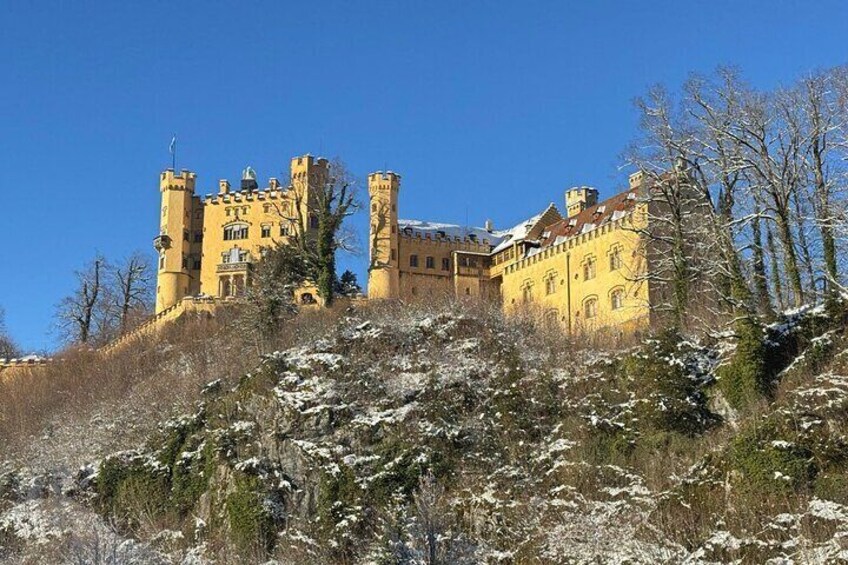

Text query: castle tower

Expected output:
[367,171,400,299]
[154,169,197,313]
[565,186,599,217]
[289,154,329,235]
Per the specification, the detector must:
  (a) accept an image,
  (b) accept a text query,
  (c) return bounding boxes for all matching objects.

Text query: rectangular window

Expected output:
[391,249,397,260]
[261,225,271,238]
[545,277,556,295]
[610,249,622,271]
[584,258,596,281]
[183,230,189,241]
[410,254,419,268]
[194,231,203,243]
[425,256,435,269]
[193,258,202,270]
[280,224,290,236]
[442,258,450,271]
[310,215,319,229]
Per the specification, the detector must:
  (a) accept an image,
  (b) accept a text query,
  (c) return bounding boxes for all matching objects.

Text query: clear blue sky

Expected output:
[2,1,846,352]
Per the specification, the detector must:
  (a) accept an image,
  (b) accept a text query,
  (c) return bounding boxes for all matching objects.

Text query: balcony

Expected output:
[216,261,253,274]
[456,265,484,277]
[153,234,172,251]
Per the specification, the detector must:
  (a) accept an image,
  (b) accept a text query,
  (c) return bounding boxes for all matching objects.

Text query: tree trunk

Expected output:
[773,209,804,307]
[766,223,786,310]
[750,213,773,318]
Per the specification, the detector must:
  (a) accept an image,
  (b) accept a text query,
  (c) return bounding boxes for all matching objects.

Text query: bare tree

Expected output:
[797,68,848,309]
[627,85,723,330]
[56,256,108,345]
[110,252,154,335]
[280,158,359,306]
[0,307,21,359]
[685,69,758,318]
[736,87,806,307]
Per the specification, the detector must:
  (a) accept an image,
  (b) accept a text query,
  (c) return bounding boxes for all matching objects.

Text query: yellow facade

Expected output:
[154,155,325,314]
[154,152,657,338]
[368,170,656,336]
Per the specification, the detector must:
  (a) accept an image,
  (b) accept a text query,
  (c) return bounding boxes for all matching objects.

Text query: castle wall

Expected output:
[501,205,651,335]
[394,235,491,300]
[199,189,300,298]
[155,156,326,313]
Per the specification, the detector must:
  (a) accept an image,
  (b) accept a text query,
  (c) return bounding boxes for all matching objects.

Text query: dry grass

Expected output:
[0,307,259,470]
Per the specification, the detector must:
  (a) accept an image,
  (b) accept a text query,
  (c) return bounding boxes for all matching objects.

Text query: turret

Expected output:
[289,154,329,234]
[565,186,598,217]
[368,170,401,299]
[154,169,197,313]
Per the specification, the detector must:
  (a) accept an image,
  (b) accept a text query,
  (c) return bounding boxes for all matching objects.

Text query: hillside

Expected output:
[2,302,848,563]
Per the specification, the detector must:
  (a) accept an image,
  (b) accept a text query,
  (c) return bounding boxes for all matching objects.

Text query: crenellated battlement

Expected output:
[368,171,401,194]
[160,168,197,192]
[0,356,51,378]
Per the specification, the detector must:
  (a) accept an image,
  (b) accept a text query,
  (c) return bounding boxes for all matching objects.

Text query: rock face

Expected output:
[4,304,848,563]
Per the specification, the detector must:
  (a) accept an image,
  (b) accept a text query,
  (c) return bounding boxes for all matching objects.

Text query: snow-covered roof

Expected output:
[490,203,560,254]
[398,203,562,256]
[397,219,504,247]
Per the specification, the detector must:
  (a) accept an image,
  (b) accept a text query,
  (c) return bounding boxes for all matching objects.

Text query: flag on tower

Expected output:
[169,134,176,169]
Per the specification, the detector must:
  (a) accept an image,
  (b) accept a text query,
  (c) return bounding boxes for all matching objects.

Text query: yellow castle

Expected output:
[154,152,656,337]
[154,155,326,314]
[368,169,655,336]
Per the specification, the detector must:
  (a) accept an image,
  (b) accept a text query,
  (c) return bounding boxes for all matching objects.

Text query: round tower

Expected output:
[154,169,196,313]
[368,171,400,299]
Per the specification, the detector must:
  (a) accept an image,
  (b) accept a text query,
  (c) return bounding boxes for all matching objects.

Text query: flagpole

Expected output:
[171,133,177,170]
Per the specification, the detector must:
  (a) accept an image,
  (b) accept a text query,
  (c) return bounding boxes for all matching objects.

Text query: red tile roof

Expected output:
[540,186,640,247]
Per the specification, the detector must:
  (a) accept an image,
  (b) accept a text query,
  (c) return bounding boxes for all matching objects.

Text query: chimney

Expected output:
[484,219,494,233]
[218,179,231,194]
[565,187,599,217]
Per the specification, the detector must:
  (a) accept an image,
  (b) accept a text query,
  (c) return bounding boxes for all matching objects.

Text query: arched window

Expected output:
[584,297,598,319]
[223,223,248,241]
[583,256,596,281]
[544,309,559,327]
[611,288,625,310]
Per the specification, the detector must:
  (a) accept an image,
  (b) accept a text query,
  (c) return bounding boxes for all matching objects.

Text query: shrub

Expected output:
[717,320,769,410]
[625,329,718,436]
[727,425,816,494]
[813,469,848,504]
[225,473,277,554]
[96,453,171,531]
[316,464,362,559]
